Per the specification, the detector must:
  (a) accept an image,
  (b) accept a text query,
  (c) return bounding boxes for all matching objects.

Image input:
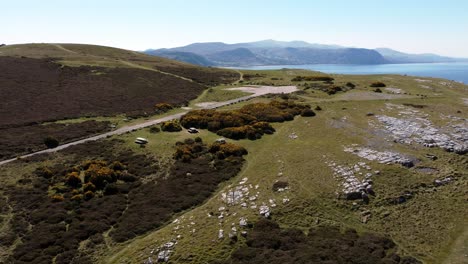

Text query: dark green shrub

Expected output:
[370,82,386,87]
[44,136,59,148]
[300,109,316,117]
[291,76,334,82]
[374,88,383,93]
[149,126,160,133]
[83,191,94,201]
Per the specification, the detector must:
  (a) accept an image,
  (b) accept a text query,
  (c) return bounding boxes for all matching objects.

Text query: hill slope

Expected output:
[144,50,215,66]
[0,43,239,126]
[0,43,239,160]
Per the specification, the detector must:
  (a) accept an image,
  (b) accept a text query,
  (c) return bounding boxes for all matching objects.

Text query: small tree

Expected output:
[44,136,59,148]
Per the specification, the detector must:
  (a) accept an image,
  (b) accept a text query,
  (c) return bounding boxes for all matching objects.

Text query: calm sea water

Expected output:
[233,62,468,84]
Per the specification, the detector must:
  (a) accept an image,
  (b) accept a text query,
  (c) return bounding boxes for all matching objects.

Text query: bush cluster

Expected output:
[48,160,130,203]
[326,85,343,95]
[173,138,248,162]
[291,76,334,82]
[180,101,312,140]
[6,138,248,263]
[217,122,275,140]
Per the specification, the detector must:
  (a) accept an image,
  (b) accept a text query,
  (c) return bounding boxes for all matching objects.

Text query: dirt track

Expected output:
[0,85,297,166]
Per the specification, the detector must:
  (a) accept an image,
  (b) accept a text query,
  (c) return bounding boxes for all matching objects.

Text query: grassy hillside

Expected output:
[0,43,239,84]
[0,67,466,263]
[96,72,466,264]
[0,44,239,160]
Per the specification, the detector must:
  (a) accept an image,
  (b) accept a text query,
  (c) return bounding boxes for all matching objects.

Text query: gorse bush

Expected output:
[65,172,82,188]
[7,139,247,263]
[161,119,182,132]
[154,102,174,113]
[48,160,127,202]
[173,137,247,161]
[180,101,311,140]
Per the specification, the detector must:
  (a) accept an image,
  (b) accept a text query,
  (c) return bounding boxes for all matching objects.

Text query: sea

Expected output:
[232,62,468,84]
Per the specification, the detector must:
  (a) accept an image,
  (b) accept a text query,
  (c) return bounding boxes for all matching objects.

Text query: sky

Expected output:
[1,0,468,57]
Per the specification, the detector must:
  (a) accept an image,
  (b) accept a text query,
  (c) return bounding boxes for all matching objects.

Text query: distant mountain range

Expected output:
[145,40,467,67]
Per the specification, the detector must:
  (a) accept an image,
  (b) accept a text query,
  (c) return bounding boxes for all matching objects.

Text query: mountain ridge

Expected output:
[145,40,467,67]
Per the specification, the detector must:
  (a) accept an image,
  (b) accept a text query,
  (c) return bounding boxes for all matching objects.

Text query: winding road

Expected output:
[0,86,297,166]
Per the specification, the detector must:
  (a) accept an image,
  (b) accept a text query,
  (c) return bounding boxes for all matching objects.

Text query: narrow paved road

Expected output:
[0,86,297,166]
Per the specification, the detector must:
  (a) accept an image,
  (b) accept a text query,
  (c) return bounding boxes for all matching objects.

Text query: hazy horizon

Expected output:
[2,0,468,57]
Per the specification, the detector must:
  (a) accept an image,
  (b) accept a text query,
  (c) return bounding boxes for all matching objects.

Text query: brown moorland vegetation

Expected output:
[217,219,422,264]
[0,57,207,127]
[2,138,247,263]
[0,120,111,160]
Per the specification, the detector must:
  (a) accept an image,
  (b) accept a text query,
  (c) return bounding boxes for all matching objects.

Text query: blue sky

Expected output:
[1,0,468,57]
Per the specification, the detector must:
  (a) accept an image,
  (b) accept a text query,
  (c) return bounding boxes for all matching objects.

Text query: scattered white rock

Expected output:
[259,205,271,218]
[434,177,453,186]
[385,87,403,94]
[344,146,415,167]
[239,217,248,227]
[372,104,467,154]
[326,160,374,200]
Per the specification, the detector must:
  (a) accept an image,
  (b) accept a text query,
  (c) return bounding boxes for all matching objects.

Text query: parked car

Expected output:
[135,137,148,145]
[187,127,199,133]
